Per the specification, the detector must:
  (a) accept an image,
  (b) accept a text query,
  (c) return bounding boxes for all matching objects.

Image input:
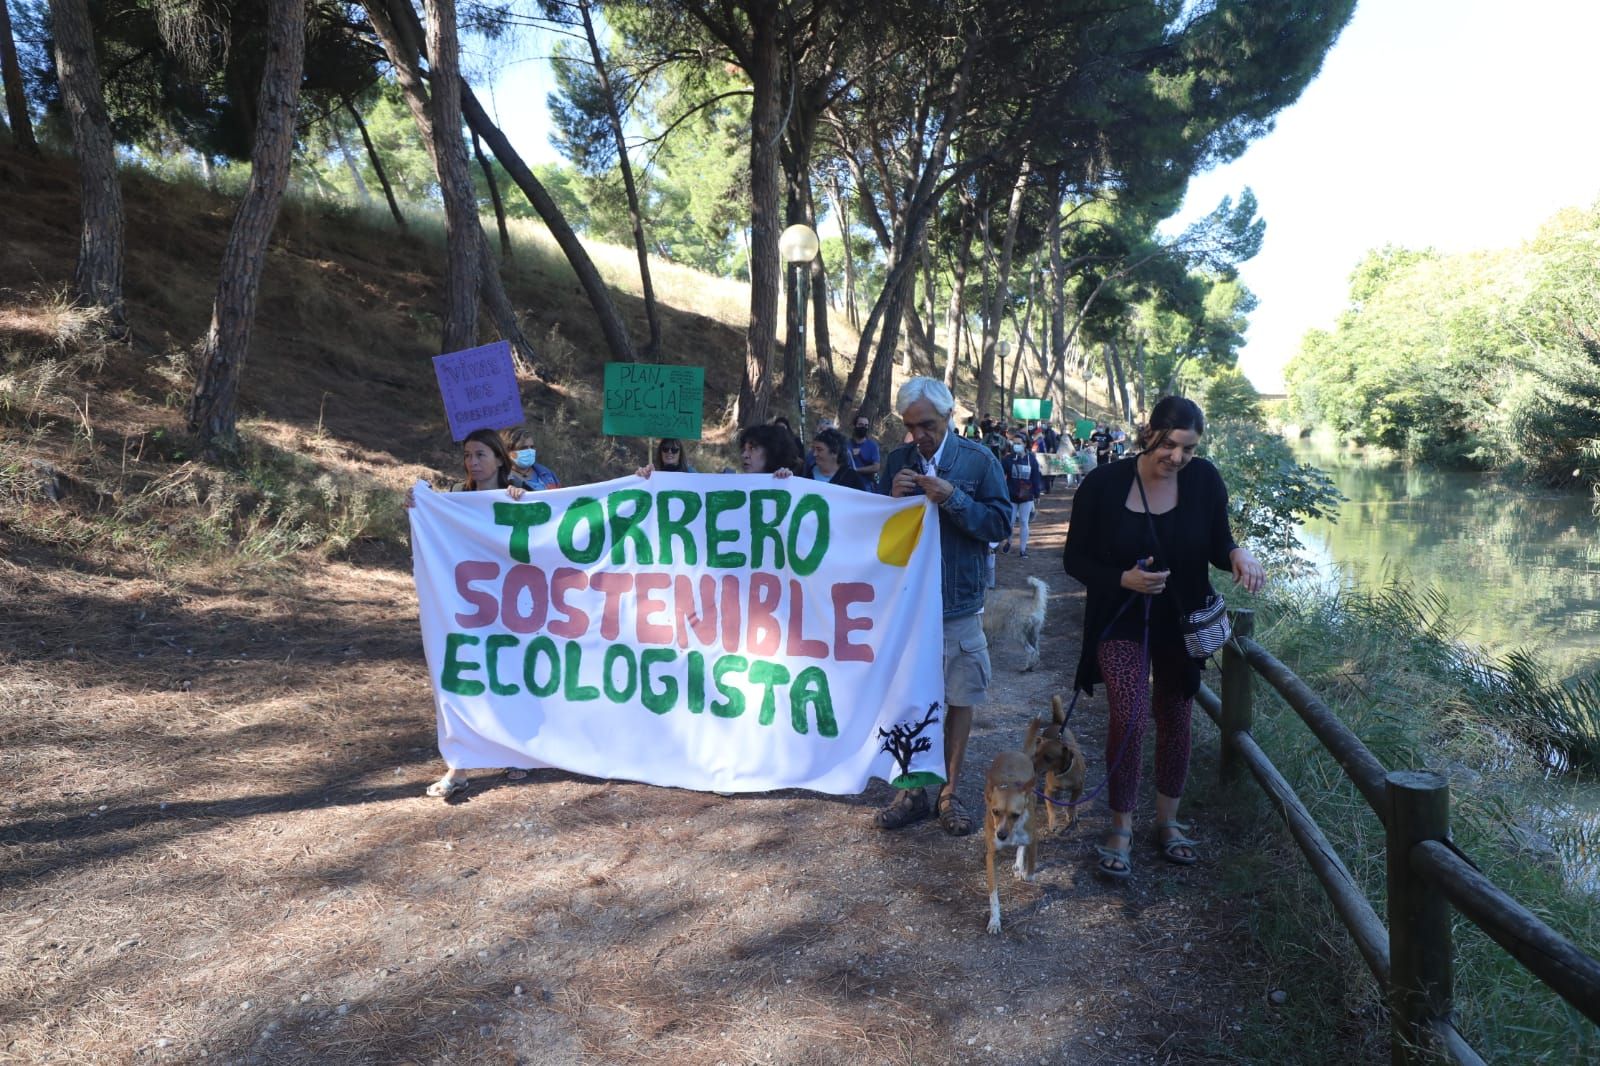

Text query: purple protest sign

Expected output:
[432,340,525,442]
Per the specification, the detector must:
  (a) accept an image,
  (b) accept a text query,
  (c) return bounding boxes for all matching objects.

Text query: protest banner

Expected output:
[1040,452,1078,477]
[1010,397,1053,421]
[407,475,946,794]
[432,341,525,441]
[1074,417,1096,441]
[603,363,704,439]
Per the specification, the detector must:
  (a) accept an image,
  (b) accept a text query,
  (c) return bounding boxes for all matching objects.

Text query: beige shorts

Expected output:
[943,612,991,707]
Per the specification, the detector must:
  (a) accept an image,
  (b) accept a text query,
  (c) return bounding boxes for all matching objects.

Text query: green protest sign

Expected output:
[1074,418,1095,440]
[1010,397,1053,420]
[603,363,704,439]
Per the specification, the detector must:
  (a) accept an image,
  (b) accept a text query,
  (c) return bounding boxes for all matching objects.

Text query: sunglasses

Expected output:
[661,446,680,453]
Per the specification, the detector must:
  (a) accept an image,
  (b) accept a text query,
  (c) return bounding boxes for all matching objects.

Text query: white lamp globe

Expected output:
[779,223,821,263]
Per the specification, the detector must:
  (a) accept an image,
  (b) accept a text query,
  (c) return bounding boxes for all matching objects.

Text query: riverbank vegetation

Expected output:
[1194,419,1599,1058]
[1284,200,1600,487]
[1210,575,1600,1060]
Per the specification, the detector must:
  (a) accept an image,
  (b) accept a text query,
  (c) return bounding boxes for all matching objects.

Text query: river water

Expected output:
[1289,440,1600,891]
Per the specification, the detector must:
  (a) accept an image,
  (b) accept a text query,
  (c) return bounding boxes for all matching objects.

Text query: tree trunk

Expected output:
[331,121,372,204]
[942,203,973,388]
[1,0,38,154]
[834,243,894,422]
[1115,340,1133,421]
[973,204,996,415]
[842,32,977,424]
[347,97,405,230]
[859,267,915,423]
[472,130,512,258]
[1102,344,1117,420]
[1006,270,1036,405]
[578,0,657,356]
[185,0,305,450]
[423,0,479,354]
[904,305,934,376]
[975,155,1030,417]
[48,0,124,330]
[922,240,936,368]
[367,0,548,369]
[807,169,833,386]
[1047,182,1066,407]
[826,174,859,331]
[460,87,632,363]
[738,0,782,426]
[1134,331,1147,415]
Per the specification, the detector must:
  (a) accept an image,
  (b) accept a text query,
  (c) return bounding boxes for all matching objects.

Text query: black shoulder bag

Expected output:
[1133,471,1232,659]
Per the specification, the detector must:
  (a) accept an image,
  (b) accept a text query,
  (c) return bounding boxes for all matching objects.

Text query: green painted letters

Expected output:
[441,633,485,696]
[557,497,606,563]
[710,654,748,717]
[605,490,655,565]
[790,666,838,736]
[640,648,678,714]
[704,491,747,568]
[493,501,552,563]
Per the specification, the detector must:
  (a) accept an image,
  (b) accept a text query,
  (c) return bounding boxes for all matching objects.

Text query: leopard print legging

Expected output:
[1096,638,1194,813]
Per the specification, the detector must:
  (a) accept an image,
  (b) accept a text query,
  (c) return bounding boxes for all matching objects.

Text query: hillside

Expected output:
[2,146,777,546]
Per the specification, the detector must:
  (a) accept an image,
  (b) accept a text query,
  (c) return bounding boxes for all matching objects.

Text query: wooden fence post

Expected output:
[1385,770,1453,1065]
[1219,609,1254,783]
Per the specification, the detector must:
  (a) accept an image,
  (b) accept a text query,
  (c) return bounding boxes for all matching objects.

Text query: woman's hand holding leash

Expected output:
[1229,547,1265,593]
[1121,556,1168,595]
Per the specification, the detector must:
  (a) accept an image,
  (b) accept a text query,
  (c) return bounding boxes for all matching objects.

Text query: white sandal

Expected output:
[425,774,468,800]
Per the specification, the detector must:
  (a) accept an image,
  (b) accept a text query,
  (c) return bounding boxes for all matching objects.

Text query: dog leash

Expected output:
[1036,591,1153,810]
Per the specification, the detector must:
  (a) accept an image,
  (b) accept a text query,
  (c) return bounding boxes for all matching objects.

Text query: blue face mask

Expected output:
[514,448,537,468]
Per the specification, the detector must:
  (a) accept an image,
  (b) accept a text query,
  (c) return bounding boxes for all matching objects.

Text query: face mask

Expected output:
[514,448,537,468]
[853,426,868,438]
[1012,443,1024,454]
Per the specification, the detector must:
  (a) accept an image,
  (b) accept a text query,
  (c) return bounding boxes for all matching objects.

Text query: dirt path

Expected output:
[2,488,1274,1065]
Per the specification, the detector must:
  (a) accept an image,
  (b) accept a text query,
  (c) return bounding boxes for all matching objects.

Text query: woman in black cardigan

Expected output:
[1062,397,1265,879]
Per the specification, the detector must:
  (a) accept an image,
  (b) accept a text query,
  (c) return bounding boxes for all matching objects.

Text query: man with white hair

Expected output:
[874,377,1012,835]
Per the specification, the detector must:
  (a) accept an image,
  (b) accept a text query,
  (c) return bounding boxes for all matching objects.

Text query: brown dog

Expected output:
[1032,695,1087,833]
[985,719,1041,935]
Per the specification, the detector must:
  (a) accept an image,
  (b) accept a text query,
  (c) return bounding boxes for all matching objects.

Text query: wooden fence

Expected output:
[1198,610,1600,1064]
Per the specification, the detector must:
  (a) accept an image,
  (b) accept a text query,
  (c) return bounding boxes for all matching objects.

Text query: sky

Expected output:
[475,2,1600,393]
[1171,0,1600,390]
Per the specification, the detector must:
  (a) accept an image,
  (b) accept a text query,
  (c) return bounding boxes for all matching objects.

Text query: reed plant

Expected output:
[1203,577,1600,1062]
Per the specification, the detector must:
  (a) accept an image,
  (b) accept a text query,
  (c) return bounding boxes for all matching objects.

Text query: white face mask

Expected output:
[1012,443,1024,454]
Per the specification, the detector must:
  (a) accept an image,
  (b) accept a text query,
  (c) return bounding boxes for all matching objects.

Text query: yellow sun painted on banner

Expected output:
[876,504,924,567]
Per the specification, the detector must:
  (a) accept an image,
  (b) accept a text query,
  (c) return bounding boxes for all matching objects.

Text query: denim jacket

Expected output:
[878,432,1013,619]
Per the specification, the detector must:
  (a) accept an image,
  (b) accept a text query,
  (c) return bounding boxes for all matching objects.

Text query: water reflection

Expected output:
[1292,442,1600,676]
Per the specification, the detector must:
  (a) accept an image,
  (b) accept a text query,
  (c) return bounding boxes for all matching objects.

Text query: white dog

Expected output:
[981,576,1048,672]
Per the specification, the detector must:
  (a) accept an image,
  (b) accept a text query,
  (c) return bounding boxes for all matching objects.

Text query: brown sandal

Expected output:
[874,787,931,830]
[936,792,975,837]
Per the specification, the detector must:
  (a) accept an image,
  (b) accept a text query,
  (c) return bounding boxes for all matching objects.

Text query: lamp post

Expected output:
[779,223,820,437]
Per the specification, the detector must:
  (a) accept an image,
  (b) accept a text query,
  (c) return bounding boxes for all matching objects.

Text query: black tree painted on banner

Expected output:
[878,702,941,783]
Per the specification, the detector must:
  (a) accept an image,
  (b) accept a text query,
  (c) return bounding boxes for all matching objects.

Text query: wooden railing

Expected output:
[1197,610,1600,1064]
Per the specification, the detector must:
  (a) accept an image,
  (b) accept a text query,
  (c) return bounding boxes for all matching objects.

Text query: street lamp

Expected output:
[779,223,821,436]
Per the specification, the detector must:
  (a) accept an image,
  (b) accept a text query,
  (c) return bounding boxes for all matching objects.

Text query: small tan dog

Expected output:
[985,719,1042,935]
[1032,694,1087,833]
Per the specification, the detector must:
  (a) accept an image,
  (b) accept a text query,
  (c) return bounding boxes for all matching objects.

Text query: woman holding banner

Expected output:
[739,423,801,476]
[653,438,696,472]
[405,428,536,798]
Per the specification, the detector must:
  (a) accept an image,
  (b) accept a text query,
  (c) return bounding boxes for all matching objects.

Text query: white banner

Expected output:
[408,473,947,794]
